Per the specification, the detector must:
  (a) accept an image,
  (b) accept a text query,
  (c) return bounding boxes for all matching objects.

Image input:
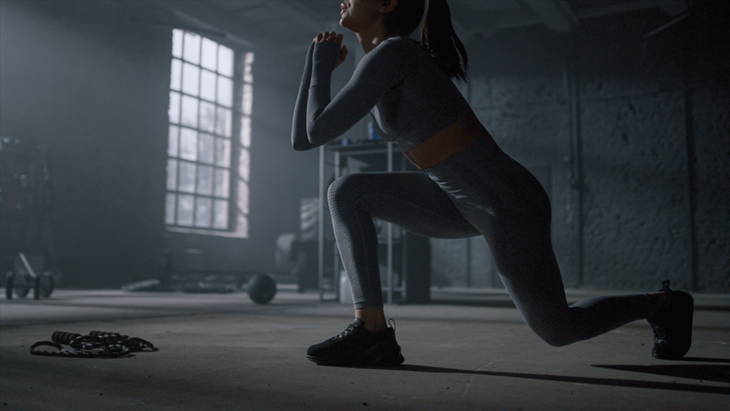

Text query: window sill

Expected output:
[166,226,248,239]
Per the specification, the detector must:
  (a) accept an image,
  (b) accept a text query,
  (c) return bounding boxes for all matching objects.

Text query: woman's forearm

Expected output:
[306,42,342,146]
[292,41,345,150]
[291,42,318,151]
[298,38,408,149]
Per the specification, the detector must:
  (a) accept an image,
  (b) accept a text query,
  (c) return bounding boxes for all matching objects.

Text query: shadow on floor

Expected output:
[428,297,728,312]
[343,363,730,395]
[678,357,730,364]
[428,299,516,308]
[592,363,730,383]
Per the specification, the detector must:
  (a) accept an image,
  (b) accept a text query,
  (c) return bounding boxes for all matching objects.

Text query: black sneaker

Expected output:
[647,280,694,360]
[306,318,405,366]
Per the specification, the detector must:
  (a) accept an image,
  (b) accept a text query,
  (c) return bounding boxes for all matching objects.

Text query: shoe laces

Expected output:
[333,319,397,341]
[335,323,356,340]
[653,326,667,341]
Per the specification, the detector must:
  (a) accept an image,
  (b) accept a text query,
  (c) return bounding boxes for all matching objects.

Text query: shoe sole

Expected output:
[373,352,405,367]
[307,343,404,367]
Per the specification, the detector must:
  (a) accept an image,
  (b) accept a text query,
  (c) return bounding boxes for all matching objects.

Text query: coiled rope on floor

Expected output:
[30,331,155,358]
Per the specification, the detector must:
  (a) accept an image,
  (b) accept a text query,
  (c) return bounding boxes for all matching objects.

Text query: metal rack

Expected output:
[1,136,60,299]
[317,140,411,304]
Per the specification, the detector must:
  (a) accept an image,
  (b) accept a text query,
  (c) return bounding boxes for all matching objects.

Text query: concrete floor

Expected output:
[1,287,728,411]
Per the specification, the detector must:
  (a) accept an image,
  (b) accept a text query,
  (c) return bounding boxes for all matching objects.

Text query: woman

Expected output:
[291,0,694,367]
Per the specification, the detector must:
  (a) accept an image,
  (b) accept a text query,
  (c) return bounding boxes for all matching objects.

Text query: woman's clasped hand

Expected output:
[313,31,349,69]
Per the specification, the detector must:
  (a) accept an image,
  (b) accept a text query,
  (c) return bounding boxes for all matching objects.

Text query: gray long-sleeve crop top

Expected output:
[291,35,472,153]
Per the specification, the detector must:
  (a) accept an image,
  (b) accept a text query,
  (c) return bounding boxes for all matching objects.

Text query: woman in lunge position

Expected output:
[291,0,694,366]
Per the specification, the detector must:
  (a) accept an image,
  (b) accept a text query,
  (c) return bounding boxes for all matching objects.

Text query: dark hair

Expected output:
[382,0,469,82]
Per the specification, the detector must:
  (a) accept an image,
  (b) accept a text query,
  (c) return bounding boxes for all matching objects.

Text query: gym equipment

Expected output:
[5,252,55,299]
[246,273,277,304]
[1,137,62,300]
[30,330,155,358]
[121,268,284,302]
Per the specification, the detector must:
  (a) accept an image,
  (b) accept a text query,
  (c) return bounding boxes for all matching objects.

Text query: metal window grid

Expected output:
[166,29,252,233]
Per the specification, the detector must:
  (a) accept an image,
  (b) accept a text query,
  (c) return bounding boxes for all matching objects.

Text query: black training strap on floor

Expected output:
[30,331,155,358]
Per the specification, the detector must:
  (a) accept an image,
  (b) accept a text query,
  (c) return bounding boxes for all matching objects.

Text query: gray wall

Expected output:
[431,7,729,292]
[1,1,170,287]
[0,1,319,287]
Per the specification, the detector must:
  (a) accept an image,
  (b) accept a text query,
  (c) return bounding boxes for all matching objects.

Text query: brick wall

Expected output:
[430,7,729,292]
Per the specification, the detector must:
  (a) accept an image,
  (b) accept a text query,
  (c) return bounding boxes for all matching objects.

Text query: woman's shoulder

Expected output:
[360,35,410,68]
[368,35,421,66]
[356,36,411,86]
[379,35,432,60]
[373,35,409,54]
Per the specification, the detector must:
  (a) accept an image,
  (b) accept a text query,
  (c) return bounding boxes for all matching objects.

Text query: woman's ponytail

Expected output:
[419,0,469,82]
[382,0,468,82]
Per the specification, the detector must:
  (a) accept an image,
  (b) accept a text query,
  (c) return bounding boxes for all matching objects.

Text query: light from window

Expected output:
[166,29,253,237]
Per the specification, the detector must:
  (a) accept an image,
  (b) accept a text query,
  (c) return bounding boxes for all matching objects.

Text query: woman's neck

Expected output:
[355,24,390,54]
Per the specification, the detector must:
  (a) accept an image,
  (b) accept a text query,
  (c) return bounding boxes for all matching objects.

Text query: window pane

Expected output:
[166,159,178,190]
[239,148,250,182]
[169,91,180,123]
[179,128,197,161]
[179,161,196,193]
[168,125,179,157]
[244,63,253,84]
[196,165,212,195]
[216,107,231,137]
[198,133,214,164]
[200,37,217,71]
[177,194,194,226]
[182,63,200,96]
[170,59,182,91]
[200,70,216,102]
[195,197,212,228]
[183,32,200,64]
[218,45,233,77]
[172,29,183,58]
[217,76,232,107]
[214,168,229,198]
[213,199,228,229]
[168,33,250,232]
[165,193,176,224]
[180,95,198,128]
[199,101,216,133]
[215,138,231,167]
[240,116,251,148]
[238,179,249,214]
[242,84,253,115]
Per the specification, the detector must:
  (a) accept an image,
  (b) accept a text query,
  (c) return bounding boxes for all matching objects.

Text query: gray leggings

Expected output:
[328,137,657,347]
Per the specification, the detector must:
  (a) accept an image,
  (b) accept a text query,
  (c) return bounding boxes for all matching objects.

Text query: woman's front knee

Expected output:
[327,173,368,205]
[525,316,578,347]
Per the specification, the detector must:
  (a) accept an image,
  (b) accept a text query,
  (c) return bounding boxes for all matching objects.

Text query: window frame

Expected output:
[165,29,252,239]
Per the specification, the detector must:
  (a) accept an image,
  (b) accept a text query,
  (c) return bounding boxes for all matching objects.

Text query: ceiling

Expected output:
[161,1,690,52]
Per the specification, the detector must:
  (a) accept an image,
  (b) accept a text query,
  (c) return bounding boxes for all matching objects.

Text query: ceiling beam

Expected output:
[160,1,270,49]
[156,1,316,55]
[573,0,663,19]
[469,0,667,37]
[522,0,579,33]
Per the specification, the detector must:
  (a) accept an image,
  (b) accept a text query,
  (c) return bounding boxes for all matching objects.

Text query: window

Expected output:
[166,29,253,238]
